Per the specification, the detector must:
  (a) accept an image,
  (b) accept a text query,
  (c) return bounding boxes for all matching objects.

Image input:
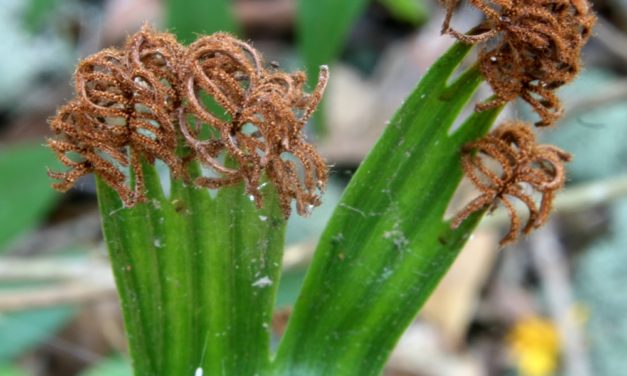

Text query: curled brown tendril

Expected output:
[49,28,184,206]
[179,33,329,216]
[451,122,571,245]
[48,26,329,216]
[442,0,596,126]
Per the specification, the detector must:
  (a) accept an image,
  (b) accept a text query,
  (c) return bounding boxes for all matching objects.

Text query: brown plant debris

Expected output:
[441,0,596,126]
[48,26,329,216]
[451,122,571,245]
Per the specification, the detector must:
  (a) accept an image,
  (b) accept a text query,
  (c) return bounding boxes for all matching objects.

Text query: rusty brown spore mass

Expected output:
[442,0,596,126]
[451,122,571,245]
[48,26,329,217]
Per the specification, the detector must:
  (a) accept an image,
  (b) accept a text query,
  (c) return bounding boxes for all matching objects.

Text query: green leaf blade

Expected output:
[297,0,370,134]
[0,144,60,252]
[379,0,428,26]
[80,356,132,376]
[194,177,286,375]
[0,306,74,362]
[23,0,58,32]
[97,161,286,376]
[166,0,238,43]
[272,43,500,375]
[96,178,164,375]
[297,0,369,83]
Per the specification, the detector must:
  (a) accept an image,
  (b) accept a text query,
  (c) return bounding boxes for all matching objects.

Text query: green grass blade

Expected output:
[272,43,501,375]
[97,162,285,375]
[0,364,29,376]
[379,0,428,26]
[166,0,238,43]
[23,0,58,32]
[80,356,132,376]
[0,306,74,362]
[297,0,369,81]
[297,0,369,134]
[0,144,60,251]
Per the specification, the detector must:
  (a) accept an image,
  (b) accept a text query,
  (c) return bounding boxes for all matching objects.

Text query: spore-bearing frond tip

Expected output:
[441,0,596,126]
[47,27,329,217]
[452,122,571,246]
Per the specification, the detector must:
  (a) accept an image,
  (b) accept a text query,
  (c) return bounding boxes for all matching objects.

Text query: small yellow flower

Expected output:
[507,316,560,376]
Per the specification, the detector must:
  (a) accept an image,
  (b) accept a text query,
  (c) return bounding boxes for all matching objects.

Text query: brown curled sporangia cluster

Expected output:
[451,122,571,245]
[48,26,329,217]
[441,0,596,126]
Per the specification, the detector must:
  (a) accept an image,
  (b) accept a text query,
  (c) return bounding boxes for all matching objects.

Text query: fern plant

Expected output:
[45,1,595,374]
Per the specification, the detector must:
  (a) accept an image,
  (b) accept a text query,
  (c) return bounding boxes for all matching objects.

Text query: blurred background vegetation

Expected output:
[0,0,626,375]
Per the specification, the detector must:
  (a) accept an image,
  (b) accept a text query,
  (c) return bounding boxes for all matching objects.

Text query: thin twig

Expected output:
[0,258,115,312]
[0,242,313,312]
[528,221,591,376]
[6,211,101,256]
[0,281,116,312]
[594,17,627,63]
[0,257,110,281]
